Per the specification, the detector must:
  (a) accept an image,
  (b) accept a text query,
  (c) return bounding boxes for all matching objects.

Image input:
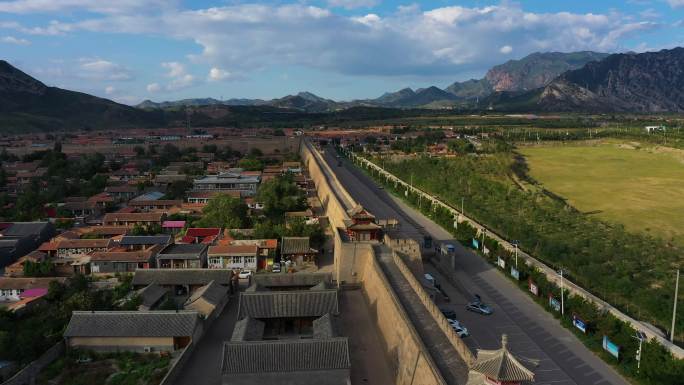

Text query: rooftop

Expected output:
[132,269,233,286]
[64,311,199,338]
[238,289,339,319]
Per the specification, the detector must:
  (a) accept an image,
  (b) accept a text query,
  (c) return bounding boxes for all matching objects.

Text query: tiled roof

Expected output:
[313,313,336,339]
[253,273,331,289]
[119,235,172,246]
[132,269,233,286]
[64,311,199,338]
[2,222,50,237]
[221,338,350,374]
[129,200,182,207]
[57,239,111,249]
[185,228,221,237]
[84,226,129,236]
[162,221,186,228]
[470,335,537,382]
[280,237,316,255]
[0,277,67,290]
[90,250,154,262]
[238,289,338,319]
[231,317,265,342]
[184,280,228,307]
[103,212,164,222]
[137,284,168,308]
[208,244,258,256]
[157,243,207,259]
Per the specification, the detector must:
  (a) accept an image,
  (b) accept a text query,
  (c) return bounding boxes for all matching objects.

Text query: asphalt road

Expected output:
[323,147,630,385]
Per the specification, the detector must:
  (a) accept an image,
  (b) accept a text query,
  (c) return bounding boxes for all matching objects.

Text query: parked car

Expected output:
[238,270,253,279]
[448,319,469,338]
[466,300,493,315]
[440,309,457,319]
[272,262,281,273]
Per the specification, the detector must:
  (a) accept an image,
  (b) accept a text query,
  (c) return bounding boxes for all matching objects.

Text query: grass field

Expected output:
[520,142,684,246]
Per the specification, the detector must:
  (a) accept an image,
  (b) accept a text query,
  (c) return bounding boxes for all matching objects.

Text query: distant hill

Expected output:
[484,48,684,113]
[0,60,165,132]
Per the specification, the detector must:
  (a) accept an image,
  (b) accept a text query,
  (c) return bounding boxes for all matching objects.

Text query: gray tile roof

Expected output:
[137,284,168,309]
[253,272,331,289]
[221,338,350,374]
[231,317,265,342]
[238,289,339,319]
[119,235,172,246]
[313,314,335,339]
[3,222,50,237]
[64,311,199,338]
[132,269,233,286]
[157,243,208,259]
[280,237,316,255]
[184,280,228,307]
[470,335,537,382]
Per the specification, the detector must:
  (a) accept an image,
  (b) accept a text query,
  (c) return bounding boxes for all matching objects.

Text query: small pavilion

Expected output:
[467,334,538,385]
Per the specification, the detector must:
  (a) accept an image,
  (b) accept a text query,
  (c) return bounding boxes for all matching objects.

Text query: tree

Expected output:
[257,175,306,219]
[195,194,249,229]
[165,180,193,200]
[238,157,263,171]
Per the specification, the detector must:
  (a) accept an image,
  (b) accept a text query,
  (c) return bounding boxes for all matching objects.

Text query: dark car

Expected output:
[441,309,457,319]
[466,301,493,315]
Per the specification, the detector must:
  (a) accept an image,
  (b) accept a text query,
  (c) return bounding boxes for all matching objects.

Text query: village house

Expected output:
[90,245,161,274]
[284,209,317,225]
[131,268,234,296]
[128,199,182,212]
[63,311,201,353]
[103,212,166,227]
[4,250,47,277]
[136,284,169,311]
[156,243,208,269]
[181,228,221,244]
[117,235,172,251]
[56,239,112,258]
[0,277,66,302]
[187,190,239,204]
[104,185,138,202]
[280,237,318,265]
[228,239,278,270]
[0,222,55,268]
[192,171,260,197]
[162,220,185,235]
[61,200,101,219]
[207,245,258,271]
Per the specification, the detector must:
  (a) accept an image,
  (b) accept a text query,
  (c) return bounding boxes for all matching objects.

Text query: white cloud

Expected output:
[162,61,185,78]
[79,58,133,81]
[9,3,664,80]
[499,45,513,54]
[667,0,684,8]
[0,0,175,14]
[104,85,115,95]
[146,83,161,93]
[0,35,30,45]
[327,0,378,10]
[207,67,231,81]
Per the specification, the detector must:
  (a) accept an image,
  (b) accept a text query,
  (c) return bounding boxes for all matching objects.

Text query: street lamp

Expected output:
[632,331,647,372]
[512,240,519,268]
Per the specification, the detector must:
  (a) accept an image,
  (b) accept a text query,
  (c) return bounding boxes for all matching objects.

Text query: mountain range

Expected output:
[2,47,684,131]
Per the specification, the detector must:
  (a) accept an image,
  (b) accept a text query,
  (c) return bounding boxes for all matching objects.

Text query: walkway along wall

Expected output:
[351,151,684,359]
[361,250,448,385]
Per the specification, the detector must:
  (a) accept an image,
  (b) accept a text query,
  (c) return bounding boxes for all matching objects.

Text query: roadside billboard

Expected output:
[497,256,505,269]
[472,238,480,249]
[510,267,520,280]
[549,295,560,312]
[573,315,587,334]
[602,336,620,359]
[529,279,538,296]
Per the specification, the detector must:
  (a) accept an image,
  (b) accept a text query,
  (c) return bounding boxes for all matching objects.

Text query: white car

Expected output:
[448,319,469,338]
[238,270,253,279]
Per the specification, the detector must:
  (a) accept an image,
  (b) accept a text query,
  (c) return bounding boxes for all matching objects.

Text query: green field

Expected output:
[520,142,684,246]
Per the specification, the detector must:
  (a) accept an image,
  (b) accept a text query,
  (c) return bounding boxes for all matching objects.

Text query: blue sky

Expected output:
[1,0,683,104]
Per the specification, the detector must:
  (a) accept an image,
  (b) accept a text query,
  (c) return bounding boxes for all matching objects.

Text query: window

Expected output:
[245,257,255,265]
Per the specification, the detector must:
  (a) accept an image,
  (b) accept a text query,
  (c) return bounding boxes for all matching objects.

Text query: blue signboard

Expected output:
[602,336,619,359]
[573,315,587,334]
[472,238,480,249]
[510,267,520,280]
[549,296,561,312]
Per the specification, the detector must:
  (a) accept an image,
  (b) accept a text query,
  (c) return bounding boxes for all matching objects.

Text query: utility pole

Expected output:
[514,242,519,268]
[633,331,646,372]
[672,269,680,343]
[461,197,464,217]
